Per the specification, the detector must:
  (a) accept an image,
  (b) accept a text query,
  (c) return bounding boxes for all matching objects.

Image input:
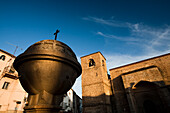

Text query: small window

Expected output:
[2,82,10,89]
[0,55,5,61]
[89,59,95,67]
[16,101,21,104]
[102,60,104,66]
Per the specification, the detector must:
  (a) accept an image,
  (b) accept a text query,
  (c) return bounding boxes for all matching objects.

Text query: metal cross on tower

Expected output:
[54,29,60,40]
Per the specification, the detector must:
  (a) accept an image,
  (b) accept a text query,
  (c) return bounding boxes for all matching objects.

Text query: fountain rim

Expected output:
[13,53,82,77]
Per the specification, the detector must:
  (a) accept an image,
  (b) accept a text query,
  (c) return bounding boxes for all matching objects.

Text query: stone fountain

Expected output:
[13,38,82,113]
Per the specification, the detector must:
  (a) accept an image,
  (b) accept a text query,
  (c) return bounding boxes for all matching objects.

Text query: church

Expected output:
[81,52,170,113]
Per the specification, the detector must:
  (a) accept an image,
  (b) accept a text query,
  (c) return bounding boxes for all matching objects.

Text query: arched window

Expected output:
[0,55,5,61]
[89,59,95,67]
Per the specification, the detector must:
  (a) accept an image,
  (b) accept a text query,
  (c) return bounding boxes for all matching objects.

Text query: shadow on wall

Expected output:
[111,75,170,113]
[82,76,170,113]
[82,78,170,113]
[82,93,115,113]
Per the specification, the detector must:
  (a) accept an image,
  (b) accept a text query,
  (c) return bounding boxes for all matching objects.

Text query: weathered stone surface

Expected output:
[81,52,113,113]
[14,40,82,113]
[110,53,170,113]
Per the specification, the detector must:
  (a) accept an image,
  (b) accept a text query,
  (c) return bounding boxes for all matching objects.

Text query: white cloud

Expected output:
[83,16,170,55]
[82,16,129,28]
[97,31,141,42]
[103,22,170,70]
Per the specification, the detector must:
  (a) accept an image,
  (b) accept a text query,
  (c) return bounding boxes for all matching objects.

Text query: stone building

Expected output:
[61,89,82,113]
[81,52,170,113]
[81,52,113,113]
[0,49,27,113]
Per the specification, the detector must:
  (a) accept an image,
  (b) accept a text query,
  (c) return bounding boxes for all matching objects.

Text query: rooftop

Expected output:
[0,49,16,58]
[81,51,106,60]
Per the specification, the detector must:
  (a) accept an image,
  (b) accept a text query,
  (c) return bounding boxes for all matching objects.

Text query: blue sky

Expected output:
[1,0,170,97]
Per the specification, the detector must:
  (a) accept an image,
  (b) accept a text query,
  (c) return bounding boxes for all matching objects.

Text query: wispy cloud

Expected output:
[83,16,170,54]
[83,16,170,69]
[82,16,130,28]
[97,31,141,42]
[130,24,170,54]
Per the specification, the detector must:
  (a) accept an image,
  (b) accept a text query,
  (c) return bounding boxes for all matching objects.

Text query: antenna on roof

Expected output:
[6,42,23,55]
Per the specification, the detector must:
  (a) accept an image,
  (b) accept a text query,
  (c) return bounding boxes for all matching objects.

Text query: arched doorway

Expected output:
[132,81,164,113]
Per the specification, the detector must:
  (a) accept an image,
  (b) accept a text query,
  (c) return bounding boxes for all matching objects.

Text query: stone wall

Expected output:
[109,53,170,113]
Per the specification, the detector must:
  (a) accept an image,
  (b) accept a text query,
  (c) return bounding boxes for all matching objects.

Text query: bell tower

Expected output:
[81,52,112,113]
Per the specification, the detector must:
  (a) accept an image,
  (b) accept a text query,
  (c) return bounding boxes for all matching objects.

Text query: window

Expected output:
[2,82,10,89]
[89,59,95,67]
[0,55,5,61]
[102,60,104,66]
[16,101,21,104]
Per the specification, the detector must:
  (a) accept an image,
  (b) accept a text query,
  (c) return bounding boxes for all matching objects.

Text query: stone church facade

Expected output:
[81,52,170,113]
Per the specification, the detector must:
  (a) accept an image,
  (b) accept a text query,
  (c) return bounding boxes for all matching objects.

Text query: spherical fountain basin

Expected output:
[14,40,82,95]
